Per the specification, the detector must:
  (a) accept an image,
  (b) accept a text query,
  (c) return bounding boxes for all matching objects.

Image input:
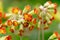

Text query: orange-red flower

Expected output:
[7,20,12,26]
[50,16,54,21]
[1,24,7,27]
[24,13,32,22]
[18,10,22,15]
[29,26,34,31]
[54,3,57,9]
[0,12,2,18]
[0,27,6,34]
[44,26,49,30]
[5,35,12,40]
[32,18,36,24]
[19,30,24,36]
[34,8,39,15]
[3,13,7,19]
[0,19,2,24]
[23,22,29,28]
[13,21,18,26]
[25,5,31,11]
[12,8,19,14]
[10,28,14,33]
[54,9,57,14]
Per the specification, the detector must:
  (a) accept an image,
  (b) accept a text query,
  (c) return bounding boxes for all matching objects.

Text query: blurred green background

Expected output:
[0,0,60,40]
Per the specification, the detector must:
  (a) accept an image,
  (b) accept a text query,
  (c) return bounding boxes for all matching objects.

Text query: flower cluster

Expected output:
[38,1,57,30]
[0,1,57,38]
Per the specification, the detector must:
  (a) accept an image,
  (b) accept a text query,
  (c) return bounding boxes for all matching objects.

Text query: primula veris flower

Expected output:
[1,24,7,27]
[0,27,6,34]
[23,22,29,28]
[12,8,19,14]
[0,12,2,18]
[0,19,2,24]
[34,8,39,14]
[46,16,52,24]
[29,25,34,31]
[44,1,52,7]
[13,21,18,26]
[44,23,49,30]
[24,13,32,22]
[32,18,37,24]
[23,5,31,14]
[5,35,12,40]
[7,20,12,26]
[0,35,12,40]
[48,32,60,40]
[10,26,15,33]
[3,13,7,19]
[19,24,24,36]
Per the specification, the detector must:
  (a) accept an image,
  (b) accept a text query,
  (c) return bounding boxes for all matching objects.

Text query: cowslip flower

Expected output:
[0,19,2,24]
[48,32,60,40]
[0,35,12,40]
[12,8,19,14]
[10,25,15,33]
[45,16,52,24]
[23,5,31,14]
[5,35,12,40]
[23,22,29,28]
[0,12,2,18]
[28,25,34,31]
[44,1,52,7]
[32,18,37,24]
[0,27,6,34]
[19,24,24,36]
[24,13,32,22]
[37,21,41,30]
[44,23,49,30]
[47,3,57,9]
[13,21,18,27]
[28,8,39,15]
[7,20,12,26]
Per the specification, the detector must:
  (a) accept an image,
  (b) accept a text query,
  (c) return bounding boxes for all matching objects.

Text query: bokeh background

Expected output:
[0,0,60,40]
